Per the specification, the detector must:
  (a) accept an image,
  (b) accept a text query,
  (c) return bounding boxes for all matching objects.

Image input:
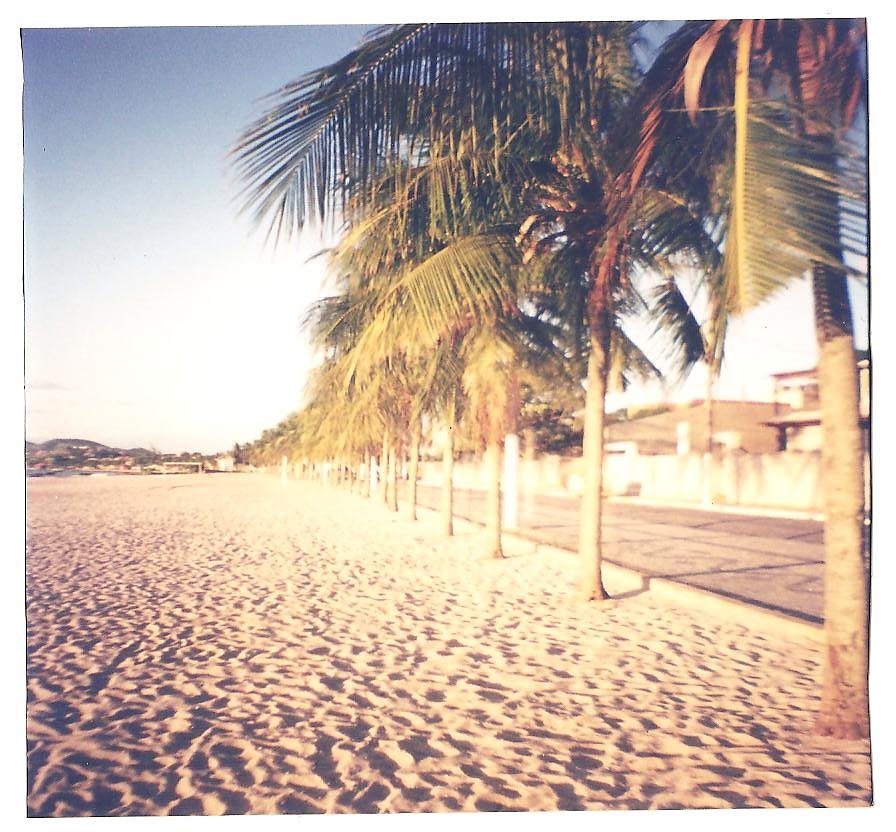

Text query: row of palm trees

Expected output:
[233,21,869,739]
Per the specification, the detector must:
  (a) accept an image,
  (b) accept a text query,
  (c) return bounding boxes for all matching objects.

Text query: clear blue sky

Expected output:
[22,21,869,454]
[24,24,370,453]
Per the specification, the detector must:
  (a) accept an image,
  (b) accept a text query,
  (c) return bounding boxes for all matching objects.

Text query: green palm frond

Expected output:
[408,338,465,423]
[301,293,363,349]
[460,326,518,443]
[318,231,521,386]
[233,22,642,242]
[393,232,520,341]
[232,24,545,239]
[724,97,867,314]
[649,277,706,378]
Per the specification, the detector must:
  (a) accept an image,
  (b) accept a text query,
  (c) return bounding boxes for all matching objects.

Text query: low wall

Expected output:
[605,450,824,511]
[420,449,825,512]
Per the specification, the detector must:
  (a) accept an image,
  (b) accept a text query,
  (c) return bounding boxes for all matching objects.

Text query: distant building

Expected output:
[607,400,784,456]
[763,359,870,451]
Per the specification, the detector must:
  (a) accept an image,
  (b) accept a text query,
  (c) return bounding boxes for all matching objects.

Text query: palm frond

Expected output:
[232,24,550,239]
[649,277,706,379]
[724,98,867,313]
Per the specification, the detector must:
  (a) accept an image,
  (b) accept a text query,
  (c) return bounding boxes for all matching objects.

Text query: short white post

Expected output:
[701,451,713,507]
[624,442,638,493]
[280,454,288,486]
[676,421,690,455]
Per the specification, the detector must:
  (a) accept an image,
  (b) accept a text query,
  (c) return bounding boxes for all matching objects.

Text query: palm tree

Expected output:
[236,22,620,591]
[350,157,625,562]
[515,132,710,598]
[630,19,868,739]
[331,159,511,532]
[299,290,399,493]
[233,23,714,595]
[405,338,466,527]
[325,182,537,555]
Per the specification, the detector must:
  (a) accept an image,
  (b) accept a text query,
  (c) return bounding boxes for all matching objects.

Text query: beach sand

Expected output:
[25,472,871,816]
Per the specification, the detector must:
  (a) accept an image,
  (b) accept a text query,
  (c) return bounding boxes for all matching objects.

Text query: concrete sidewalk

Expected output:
[607,494,824,522]
[411,484,828,633]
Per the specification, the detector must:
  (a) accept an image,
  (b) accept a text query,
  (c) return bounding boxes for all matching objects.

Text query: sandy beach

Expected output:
[25,472,871,816]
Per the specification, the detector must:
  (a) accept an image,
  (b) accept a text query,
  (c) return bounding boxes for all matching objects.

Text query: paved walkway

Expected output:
[412,485,828,624]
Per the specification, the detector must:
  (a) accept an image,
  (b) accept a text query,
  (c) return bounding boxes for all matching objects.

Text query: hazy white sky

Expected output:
[20,11,870,454]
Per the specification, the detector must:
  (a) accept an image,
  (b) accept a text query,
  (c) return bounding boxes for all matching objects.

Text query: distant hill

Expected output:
[31,438,113,453]
[27,439,120,469]
[26,439,214,472]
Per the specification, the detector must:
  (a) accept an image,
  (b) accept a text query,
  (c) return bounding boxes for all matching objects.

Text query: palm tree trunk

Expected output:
[380,429,390,505]
[812,263,870,739]
[502,370,521,531]
[362,450,371,498]
[442,395,456,536]
[387,440,399,513]
[484,432,504,558]
[577,308,611,601]
[406,417,421,521]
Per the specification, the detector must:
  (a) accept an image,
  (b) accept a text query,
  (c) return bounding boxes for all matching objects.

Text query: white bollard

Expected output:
[701,452,713,507]
[281,455,288,487]
[676,421,690,455]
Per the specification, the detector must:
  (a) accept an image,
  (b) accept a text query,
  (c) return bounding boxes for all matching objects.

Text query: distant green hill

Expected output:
[25,439,212,471]
[27,439,118,469]
[32,438,112,453]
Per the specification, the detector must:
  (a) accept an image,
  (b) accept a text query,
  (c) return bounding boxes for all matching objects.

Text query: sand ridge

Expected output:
[25,473,871,816]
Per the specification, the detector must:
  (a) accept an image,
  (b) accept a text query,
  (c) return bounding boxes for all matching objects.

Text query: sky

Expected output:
[21,14,870,455]
[23,24,370,454]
